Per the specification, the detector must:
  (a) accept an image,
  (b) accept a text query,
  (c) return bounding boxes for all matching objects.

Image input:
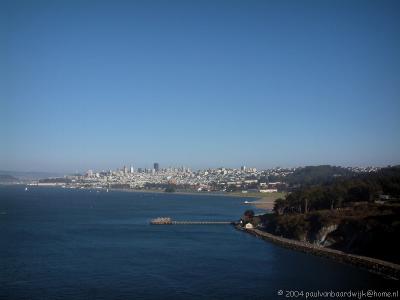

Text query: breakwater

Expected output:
[235,225,400,280]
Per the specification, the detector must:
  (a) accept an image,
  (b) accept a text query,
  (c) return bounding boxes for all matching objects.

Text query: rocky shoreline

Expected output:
[234,225,400,280]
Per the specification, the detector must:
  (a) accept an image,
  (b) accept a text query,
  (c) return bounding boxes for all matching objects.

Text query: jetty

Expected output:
[150,217,232,225]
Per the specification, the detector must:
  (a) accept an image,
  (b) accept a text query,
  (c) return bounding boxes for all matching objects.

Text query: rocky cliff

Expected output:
[262,203,400,264]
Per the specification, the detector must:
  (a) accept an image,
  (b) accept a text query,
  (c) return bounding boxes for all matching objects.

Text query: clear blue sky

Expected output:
[1,0,399,172]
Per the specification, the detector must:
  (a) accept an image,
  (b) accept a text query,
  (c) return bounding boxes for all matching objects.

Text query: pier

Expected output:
[150,217,232,225]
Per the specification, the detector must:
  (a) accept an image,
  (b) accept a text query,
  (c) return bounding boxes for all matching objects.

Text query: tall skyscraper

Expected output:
[154,162,159,172]
[130,165,134,173]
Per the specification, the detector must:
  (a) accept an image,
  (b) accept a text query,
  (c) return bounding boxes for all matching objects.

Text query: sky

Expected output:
[1,0,400,173]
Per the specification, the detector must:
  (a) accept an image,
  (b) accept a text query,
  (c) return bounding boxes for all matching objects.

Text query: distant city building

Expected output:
[41,164,381,195]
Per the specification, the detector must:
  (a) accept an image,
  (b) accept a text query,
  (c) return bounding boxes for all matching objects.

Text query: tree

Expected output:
[164,185,176,193]
[274,198,287,215]
[241,210,255,224]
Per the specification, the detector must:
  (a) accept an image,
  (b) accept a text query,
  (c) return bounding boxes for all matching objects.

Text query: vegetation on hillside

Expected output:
[240,166,400,264]
[263,204,400,264]
[274,166,400,214]
[269,165,356,186]
[164,185,176,193]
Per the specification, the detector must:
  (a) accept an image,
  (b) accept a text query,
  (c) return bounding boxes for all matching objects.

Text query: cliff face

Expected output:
[263,204,400,264]
[312,224,338,246]
[327,214,400,263]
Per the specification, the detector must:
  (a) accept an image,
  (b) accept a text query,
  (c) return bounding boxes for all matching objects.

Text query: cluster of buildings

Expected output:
[36,163,293,193]
[33,164,383,193]
[348,166,380,173]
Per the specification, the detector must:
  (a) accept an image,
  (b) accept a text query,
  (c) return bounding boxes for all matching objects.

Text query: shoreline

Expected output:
[13,183,266,200]
[248,199,276,210]
[101,188,280,211]
[108,188,262,199]
[235,225,400,280]
[6,184,398,279]
[4,184,277,211]
[112,188,280,211]
[4,183,282,204]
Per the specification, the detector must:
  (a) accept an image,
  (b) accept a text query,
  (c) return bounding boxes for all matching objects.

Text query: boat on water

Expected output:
[25,187,28,191]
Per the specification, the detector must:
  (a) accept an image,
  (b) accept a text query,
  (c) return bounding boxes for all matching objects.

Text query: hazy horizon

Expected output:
[1,0,400,172]
[1,161,398,175]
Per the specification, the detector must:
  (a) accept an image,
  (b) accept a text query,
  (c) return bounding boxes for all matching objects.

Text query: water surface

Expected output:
[0,186,395,300]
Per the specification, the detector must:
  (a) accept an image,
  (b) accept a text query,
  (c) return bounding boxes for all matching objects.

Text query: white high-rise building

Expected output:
[130,165,134,173]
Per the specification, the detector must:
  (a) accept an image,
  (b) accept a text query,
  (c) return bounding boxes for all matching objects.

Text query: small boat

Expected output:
[25,187,28,191]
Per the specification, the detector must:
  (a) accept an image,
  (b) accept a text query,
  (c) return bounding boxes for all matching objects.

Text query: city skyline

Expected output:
[0,161,389,176]
[22,163,381,194]
[1,0,400,172]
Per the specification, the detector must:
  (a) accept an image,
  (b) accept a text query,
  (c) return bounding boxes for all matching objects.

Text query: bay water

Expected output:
[0,186,395,299]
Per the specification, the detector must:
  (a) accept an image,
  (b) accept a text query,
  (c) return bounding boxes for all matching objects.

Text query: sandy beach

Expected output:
[249,198,276,210]
[246,195,280,210]
[241,193,285,210]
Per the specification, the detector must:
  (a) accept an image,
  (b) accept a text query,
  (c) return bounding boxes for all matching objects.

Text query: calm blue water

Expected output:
[0,186,395,300]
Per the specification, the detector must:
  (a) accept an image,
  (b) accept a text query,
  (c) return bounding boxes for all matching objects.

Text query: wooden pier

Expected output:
[150,217,232,225]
